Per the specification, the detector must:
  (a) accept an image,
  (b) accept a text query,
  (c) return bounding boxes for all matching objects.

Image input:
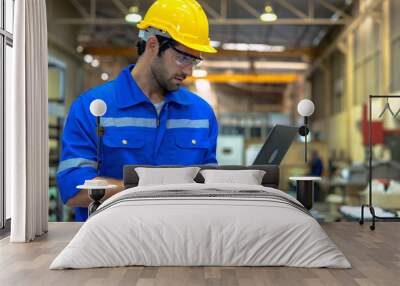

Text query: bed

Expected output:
[50,165,351,269]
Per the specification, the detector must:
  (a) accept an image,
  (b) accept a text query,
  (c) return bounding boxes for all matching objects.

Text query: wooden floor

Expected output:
[0,222,399,286]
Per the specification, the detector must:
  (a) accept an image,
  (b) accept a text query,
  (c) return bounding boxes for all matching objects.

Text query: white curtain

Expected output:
[7,0,49,242]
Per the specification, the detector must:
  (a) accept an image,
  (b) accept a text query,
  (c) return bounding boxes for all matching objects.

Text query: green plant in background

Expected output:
[48,187,58,222]
[48,187,75,221]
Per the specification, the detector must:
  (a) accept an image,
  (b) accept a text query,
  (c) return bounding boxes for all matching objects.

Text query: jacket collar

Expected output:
[114,64,192,109]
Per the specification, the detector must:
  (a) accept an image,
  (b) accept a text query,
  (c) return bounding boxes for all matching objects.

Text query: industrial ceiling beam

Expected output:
[227,85,287,94]
[318,0,351,20]
[233,0,260,18]
[197,0,221,19]
[308,0,315,18]
[84,46,316,58]
[69,0,89,18]
[186,74,299,84]
[57,18,348,25]
[210,18,348,25]
[60,0,351,26]
[308,0,383,75]
[221,0,228,19]
[111,0,128,15]
[275,0,307,19]
[90,0,96,19]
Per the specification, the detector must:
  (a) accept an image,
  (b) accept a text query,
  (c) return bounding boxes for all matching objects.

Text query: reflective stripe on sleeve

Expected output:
[57,158,98,174]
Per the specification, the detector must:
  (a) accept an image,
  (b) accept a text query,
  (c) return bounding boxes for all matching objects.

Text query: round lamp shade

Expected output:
[297,99,315,117]
[89,99,107,117]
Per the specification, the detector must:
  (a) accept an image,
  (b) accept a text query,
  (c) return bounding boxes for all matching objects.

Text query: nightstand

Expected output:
[289,176,322,210]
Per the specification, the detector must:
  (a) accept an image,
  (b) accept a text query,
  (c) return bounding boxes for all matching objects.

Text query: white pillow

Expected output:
[200,169,266,185]
[135,167,201,186]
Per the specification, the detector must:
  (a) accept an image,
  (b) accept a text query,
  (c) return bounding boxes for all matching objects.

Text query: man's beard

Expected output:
[150,58,185,92]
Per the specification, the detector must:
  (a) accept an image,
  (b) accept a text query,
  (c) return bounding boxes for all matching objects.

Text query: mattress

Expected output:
[50,183,351,269]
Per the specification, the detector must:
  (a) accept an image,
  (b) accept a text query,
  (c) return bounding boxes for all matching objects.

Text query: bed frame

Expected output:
[123,165,280,189]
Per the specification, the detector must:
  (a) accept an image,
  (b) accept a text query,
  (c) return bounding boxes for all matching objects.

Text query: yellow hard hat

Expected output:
[137,0,217,53]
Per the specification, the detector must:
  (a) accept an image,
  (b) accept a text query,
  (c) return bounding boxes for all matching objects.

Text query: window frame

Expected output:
[0,0,13,234]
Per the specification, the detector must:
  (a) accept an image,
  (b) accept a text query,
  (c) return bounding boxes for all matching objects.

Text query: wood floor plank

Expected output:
[0,222,399,286]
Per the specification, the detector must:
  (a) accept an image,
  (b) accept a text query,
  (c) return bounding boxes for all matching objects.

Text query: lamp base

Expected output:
[296,180,314,210]
[88,189,106,216]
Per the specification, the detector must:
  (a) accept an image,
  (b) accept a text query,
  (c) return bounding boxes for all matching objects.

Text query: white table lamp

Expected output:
[297,99,315,162]
[89,99,107,175]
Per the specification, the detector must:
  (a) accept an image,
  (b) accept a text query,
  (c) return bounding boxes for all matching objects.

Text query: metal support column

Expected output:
[381,0,391,95]
[345,32,354,160]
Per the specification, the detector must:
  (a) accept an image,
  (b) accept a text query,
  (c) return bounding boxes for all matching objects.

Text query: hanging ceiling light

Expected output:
[101,73,109,81]
[260,5,277,22]
[125,6,142,23]
[192,69,208,78]
[91,59,100,68]
[83,54,94,64]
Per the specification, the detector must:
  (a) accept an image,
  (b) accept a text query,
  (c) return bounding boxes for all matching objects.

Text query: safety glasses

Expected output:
[170,46,203,67]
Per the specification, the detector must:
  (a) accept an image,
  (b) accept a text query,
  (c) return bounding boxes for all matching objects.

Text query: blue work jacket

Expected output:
[56,65,218,221]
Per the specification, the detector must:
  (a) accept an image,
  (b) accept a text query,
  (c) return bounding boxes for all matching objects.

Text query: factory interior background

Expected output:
[2,0,400,224]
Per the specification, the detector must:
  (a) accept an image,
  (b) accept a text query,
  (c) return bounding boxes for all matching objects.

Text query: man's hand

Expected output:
[66,177,124,208]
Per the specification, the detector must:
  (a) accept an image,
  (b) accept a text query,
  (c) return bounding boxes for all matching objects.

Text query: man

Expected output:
[309,150,323,177]
[309,150,324,201]
[57,0,218,221]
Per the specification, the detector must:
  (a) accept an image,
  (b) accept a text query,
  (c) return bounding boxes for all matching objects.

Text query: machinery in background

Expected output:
[48,57,75,222]
[216,135,245,165]
[361,103,400,162]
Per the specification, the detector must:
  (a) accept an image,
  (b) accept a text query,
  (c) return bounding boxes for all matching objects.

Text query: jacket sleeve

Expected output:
[203,109,218,165]
[56,97,98,204]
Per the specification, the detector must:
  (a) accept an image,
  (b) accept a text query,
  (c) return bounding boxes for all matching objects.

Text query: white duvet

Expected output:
[50,183,351,269]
